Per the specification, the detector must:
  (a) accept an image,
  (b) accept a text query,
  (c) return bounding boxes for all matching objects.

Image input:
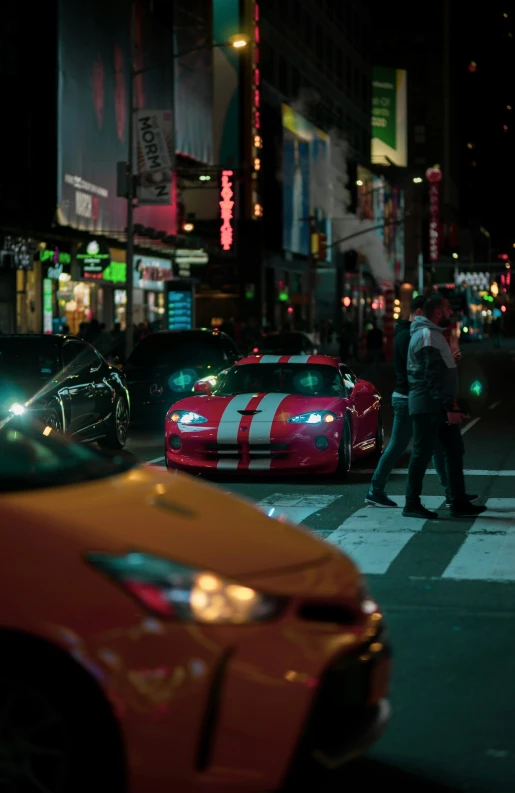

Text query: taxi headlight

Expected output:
[168,410,208,424]
[87,552,287,623]
[288,411,337,424]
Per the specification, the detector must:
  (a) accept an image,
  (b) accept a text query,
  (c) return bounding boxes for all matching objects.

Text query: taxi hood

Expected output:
[3,465,358,596]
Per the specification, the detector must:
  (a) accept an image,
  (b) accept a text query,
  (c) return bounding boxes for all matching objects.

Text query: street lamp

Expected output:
[124,28,249,359]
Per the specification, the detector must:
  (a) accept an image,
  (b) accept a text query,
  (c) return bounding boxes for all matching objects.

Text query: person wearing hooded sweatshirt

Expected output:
[403,295,486,520]
[365,295,449,508]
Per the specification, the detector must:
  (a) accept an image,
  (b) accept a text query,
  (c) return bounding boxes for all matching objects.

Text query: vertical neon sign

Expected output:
[251,0,262,218]
[220,170,235,251]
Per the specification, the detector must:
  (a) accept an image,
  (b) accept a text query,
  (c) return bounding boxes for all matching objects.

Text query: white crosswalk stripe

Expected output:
[256,494,515,583]
[324,496,444,575]
[442,499,515,582]
[256,493,342,523]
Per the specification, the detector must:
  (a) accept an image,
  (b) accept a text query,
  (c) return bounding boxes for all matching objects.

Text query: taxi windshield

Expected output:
[215,364,345,397]
[0,421,135,493]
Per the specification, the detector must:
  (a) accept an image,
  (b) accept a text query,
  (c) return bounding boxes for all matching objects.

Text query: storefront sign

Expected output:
[134,255,173,290]
[220,170,235,251]
[455,271,490,290]
[427,167,442,263]
[251,0,262,218]
[77,239,111,277]
[103,261,127,284]
[1,236,36,270]
[43,278,53,333]
[40,247,72,279]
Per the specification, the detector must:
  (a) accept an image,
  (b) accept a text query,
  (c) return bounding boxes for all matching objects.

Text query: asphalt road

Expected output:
[118,339,515,793]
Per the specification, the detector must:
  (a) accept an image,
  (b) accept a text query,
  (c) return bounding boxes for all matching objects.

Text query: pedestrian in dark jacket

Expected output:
[403,295,486,519]
[365,295,449,508]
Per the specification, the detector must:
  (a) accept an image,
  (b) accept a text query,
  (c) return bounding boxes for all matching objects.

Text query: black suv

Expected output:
[124,329,241,420]
[0,334,130,449]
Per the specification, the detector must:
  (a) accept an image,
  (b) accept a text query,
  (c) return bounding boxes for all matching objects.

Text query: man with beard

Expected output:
[403,295,487,519]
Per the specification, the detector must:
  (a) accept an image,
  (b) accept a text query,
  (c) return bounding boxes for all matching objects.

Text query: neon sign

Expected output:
[251,0,262,218]
[220,170,234,251]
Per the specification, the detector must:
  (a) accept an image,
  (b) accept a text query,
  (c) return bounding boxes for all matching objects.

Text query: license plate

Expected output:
[368,657,391,704]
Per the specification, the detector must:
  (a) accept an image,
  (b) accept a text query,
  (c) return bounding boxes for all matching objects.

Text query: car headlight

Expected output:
[87,552,286,624]
[9,403,26,416]
[197,375,217,387]
[287,410,337,424]
[168,410,208,424]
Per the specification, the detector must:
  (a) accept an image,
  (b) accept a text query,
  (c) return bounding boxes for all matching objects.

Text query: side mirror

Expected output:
[194,380,212,396]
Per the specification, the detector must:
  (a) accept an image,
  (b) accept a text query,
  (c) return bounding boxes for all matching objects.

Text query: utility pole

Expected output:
[300,215,317,332]
[125,1,136,362]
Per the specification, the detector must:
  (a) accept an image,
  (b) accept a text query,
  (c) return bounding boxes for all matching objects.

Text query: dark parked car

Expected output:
[0,334,130,449]
[253,331,317,356]
[123,329,242,420]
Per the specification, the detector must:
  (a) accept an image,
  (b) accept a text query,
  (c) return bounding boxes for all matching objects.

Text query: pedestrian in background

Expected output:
[365,295,449,508]
[403,295,485,519]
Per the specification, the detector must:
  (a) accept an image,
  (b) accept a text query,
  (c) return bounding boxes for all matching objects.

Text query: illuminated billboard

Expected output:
[57,0,213,235]
[371,67,407,168]
[357,165,405,282]
[281,104,331,258]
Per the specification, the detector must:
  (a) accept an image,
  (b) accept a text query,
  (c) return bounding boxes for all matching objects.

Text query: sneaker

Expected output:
[365,490,398,508]
[445,494,478,508]
[402,504,439,519]
[450,503,487,518]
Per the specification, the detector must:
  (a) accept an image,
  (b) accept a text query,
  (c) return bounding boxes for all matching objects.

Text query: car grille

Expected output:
[298,602,359,626]
[283,627,391,782]
[205,442,288,460]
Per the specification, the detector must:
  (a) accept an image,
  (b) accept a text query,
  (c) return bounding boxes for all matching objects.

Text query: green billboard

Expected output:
[371,66,407,167]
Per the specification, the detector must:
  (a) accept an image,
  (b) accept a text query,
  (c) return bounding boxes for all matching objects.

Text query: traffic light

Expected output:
[318,233,328,261]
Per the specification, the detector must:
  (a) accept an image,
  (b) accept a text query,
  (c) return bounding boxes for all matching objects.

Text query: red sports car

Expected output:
[164,354,384,475]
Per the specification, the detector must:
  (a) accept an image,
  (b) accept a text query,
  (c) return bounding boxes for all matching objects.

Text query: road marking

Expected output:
[489,401,501,410]
[461,417,481,435]
[323,496,444,575]
[257,493,341,524]
[357,469,515,476]
[443,499,515,582]
[147,456,164,464]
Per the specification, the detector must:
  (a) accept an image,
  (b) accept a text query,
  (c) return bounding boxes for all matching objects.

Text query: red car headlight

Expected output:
[87,552,286,624]
[287,411,337,424]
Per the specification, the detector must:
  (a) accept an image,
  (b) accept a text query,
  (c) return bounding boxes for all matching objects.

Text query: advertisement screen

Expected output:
[281,105,331,258]
[57,0,213,235]
[371,67,407,168]
[357,165,405,282]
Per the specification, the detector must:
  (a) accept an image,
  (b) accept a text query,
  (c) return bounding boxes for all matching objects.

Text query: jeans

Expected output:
[371,397,449,495]
[406,413,466,507]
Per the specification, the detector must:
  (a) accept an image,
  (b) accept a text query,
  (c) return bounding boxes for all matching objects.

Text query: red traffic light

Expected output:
[498,253,509,260]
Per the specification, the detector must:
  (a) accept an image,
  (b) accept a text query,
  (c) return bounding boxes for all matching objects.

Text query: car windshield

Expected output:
[127,334,226,368]
[0,338,60,380]
[0,420,135,493]
[260,334,309,353]
[215,364,345,397]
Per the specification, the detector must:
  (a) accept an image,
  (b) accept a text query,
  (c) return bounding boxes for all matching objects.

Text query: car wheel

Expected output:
[98,397,129,450]
[374,408,385,456]
[0,650,124,793]
[45,407,63,433]
[337,416,352,476]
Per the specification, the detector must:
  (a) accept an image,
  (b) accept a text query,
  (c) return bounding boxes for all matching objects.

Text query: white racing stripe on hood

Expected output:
[259,355,282,363]
[248,393,288,444]
[286,355,309,363]
[217,394,256,444]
